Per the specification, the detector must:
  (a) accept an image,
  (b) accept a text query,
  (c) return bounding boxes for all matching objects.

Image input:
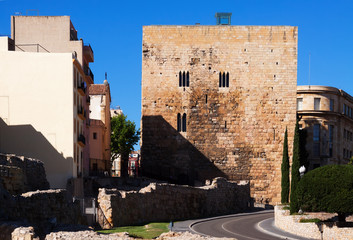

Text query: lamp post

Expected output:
[298,165,306,214]
[299,165,306,178]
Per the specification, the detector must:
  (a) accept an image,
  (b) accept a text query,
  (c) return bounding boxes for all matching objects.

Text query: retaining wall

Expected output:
[274,205,353,240]
[98,177,250,228]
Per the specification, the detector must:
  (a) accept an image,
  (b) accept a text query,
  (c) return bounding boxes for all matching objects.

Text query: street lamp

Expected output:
[299,165,306,178]
[298,165,306,215]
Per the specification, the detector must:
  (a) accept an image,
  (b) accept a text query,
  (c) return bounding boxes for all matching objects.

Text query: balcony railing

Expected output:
[84,65,94,82]
[78,134,86,146]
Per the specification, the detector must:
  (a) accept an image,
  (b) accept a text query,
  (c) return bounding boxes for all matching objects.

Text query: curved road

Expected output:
[191,211,309,240]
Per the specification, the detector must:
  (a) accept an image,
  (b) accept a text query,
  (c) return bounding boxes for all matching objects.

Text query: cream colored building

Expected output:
[297,85,353,169]
[0,16,94,188]
[88,81,111,176]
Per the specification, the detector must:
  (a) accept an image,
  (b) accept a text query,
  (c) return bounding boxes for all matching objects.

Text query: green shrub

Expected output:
[281,128,290,204]
[290,120,301,214]
[293,165,353,222]
[299,218,321,223]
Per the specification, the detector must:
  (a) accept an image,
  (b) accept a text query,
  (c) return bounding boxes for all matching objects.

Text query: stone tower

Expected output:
[141,25,297,204]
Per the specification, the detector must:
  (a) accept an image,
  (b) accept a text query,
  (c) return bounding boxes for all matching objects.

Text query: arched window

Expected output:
[222,72,226,87]
[219,72,230,88]
[177,113,181,132]
[182,113,187,132]
[179,71,182,87]
[182,72,186,87]
[178,71,190,87]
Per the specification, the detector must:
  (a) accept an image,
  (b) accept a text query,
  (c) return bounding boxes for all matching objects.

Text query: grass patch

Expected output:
[282,206,290,210]
[299,218,321,223]
[98,222,169,239]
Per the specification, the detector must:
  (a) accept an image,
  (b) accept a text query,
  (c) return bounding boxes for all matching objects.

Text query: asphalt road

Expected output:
[191,212,290,240]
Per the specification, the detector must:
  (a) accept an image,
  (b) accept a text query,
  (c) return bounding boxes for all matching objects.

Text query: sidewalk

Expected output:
[172,210,312,240]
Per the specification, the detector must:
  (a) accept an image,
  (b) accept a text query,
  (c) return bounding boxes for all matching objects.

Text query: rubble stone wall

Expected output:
[98,177,250,228]
[0,153,49,194]
[141,25,298,204]
[275,205,353,240]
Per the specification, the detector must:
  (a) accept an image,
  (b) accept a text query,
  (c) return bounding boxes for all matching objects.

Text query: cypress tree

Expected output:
[290,120,301,214]
[281,127,290,203]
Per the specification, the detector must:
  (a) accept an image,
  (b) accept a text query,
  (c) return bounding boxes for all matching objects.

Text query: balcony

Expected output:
[84,65,94,83]
[77,82,86,96]
[78,134,86,147]
[83,44,94,62]
[77,106,85,120]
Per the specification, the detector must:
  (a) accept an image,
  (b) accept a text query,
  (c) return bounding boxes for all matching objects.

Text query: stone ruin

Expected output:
[98,177,250,228]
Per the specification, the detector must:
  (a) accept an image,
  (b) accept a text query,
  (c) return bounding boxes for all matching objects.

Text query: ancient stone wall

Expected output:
[141,25,297,204]
[0,183,81,235]
[97,177,250,228]
[0,153,49,194]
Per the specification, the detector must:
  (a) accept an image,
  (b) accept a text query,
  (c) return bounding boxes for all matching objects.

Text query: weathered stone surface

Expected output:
[157,232,235,240]
[45,231,130,240]
[141,25,297,204]
[0,185,82,236]
[275,205,353,240]
[0,153,49,195]
[98,177,250,228]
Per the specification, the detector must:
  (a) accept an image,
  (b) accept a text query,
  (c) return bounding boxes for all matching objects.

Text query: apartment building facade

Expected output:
[297,85,353,169]
[0,16,94,188]
[141,25,298,204]
[88,81,111,176]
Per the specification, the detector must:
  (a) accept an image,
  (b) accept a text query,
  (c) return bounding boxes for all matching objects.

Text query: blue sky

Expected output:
[1,0,353,149]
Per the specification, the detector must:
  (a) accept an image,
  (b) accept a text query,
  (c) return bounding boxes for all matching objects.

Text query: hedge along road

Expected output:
[190,211,311,240]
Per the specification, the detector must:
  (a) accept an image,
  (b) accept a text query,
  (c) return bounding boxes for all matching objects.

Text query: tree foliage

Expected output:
[111,114,140,176]
[281,128,290,204]
[293,165,353,222]
[290,120,301,214]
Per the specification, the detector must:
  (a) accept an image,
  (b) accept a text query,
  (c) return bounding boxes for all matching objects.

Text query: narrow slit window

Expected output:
[182,113,187,132]
[205,94,208,104]
[222,72,226,87]
[183,72,186,87]
[179,71,182,87]
[226,72,229,87]
[177,113,181,132]
[219,72,230,88]
[179,71,190,87]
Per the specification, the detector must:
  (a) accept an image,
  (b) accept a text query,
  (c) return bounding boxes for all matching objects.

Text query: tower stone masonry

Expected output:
[141,25,297,204]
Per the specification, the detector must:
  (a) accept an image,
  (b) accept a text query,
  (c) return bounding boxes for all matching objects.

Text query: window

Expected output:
[314,98,321,110]
[330,99,334,111]
[179,71,189,87]
[93,132,97,140]
[329,125,334,143]
[177,113,181,132]
[329,125,333,157]
[219,72,229,88]
[177,113,186,132]
[313,124,320,141]
[182,113,187,132]
[297,98,303,110]
[313,124,320,156]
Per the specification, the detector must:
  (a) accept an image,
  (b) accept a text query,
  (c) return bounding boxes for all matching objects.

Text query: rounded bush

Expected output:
[294,164,353,221]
